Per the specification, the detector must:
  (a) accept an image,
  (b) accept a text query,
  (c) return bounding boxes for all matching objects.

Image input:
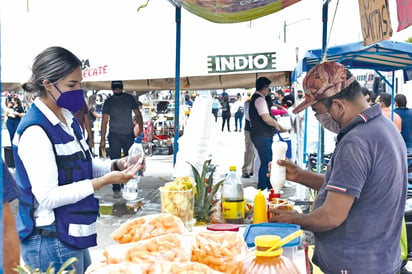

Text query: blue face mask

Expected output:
[53,84,85,113]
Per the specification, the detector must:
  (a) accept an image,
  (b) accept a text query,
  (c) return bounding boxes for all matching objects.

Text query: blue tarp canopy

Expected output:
[293,40,412,171]
[292,40,412,83]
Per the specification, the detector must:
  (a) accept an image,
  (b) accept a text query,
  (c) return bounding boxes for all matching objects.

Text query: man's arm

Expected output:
[277,159,325,191]
[261,113,288,132]
[3,202,20,273]
[100,113,109,148]
[270,191,355,232]
[83,113,94,149]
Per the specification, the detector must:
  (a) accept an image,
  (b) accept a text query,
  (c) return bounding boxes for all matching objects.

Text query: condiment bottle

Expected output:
[253,189,268,224]
[270,141,288,194]
[242,235,300,274]
[222,166,244,224]
[267,189,280,219]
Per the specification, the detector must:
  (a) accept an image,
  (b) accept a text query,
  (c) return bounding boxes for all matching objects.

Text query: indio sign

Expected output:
[207,52,276,74]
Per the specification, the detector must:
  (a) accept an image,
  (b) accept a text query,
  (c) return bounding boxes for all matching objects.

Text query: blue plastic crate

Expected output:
[243,223,301,248]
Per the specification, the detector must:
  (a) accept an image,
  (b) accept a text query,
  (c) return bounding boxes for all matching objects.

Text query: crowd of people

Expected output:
[2,46,412,273]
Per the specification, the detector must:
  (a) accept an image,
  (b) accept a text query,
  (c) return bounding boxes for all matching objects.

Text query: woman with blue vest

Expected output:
[13,46,143,273]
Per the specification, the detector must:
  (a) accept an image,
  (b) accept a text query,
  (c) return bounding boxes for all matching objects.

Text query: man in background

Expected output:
[249,77,286,190]
[100,81,143,198]
[395,93,412,161]
[378,93,402,131]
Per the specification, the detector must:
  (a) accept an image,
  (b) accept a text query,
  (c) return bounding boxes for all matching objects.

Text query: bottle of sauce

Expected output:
[242,235,300,274]
[222,166,244,224]
[270,141,288,195]
[267,189,280,219]
[253,189,267,224]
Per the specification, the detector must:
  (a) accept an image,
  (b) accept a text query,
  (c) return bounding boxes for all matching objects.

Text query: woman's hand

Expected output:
[95,159,145,191]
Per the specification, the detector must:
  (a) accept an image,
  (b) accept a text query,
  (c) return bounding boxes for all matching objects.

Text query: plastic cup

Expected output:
[159,188,194,231]
[99,202,114,217]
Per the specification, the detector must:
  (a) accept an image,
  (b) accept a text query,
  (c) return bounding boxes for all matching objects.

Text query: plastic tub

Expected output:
[243,223,301,261]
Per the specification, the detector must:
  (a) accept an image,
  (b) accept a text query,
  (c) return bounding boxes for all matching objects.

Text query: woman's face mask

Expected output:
[315,112,341,134]
[53,84,85,113]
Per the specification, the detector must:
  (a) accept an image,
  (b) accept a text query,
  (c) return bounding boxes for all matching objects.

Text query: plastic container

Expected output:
[243,223,301,261]
[242,235,300,274]
[99,202,114,216]
[222,166,244,224]
[206,223,239,232]
[122,134,145,201]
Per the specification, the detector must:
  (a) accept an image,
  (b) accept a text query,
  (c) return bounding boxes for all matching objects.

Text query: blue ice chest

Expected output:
[243,223,301,248]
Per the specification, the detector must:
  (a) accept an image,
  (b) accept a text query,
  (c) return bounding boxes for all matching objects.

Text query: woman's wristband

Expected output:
[113,160,121,171]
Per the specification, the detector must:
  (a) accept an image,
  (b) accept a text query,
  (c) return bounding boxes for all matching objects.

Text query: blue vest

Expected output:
[249,93,276,137]
[13,104,98,249]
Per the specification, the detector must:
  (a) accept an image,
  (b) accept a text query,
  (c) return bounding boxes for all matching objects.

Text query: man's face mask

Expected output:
[315,112,340,134]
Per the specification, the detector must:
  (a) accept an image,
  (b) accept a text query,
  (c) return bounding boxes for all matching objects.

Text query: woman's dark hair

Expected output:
[22,46,82,96]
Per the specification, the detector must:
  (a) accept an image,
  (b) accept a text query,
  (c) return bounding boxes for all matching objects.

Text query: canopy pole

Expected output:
[173,7,181,166]
[0,15,4,272]
[317,1,329,173]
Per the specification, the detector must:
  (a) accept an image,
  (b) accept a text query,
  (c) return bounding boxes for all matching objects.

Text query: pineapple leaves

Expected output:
[187,159,222,224]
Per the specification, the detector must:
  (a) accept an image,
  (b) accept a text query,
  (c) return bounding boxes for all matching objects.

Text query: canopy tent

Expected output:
[292,40,412,170]
[82,71,291,92]
[292,40,412,83]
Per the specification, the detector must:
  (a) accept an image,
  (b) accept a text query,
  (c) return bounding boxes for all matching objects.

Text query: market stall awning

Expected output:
[292,40,412,82]
[80,70,291,93]
[168,0,300,23]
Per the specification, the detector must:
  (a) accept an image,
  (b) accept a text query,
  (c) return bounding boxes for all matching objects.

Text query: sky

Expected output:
[0,0,410,85]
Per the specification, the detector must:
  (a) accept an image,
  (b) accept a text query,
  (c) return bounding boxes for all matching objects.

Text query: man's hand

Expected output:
[270,159,302,183]
[268,208,300,223]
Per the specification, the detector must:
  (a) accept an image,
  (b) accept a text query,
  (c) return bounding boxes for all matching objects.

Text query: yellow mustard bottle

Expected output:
[242,235,300,274]
[253,189,268,224]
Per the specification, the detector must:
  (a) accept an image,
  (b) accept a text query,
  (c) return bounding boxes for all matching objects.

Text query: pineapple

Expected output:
[187,159,224,225]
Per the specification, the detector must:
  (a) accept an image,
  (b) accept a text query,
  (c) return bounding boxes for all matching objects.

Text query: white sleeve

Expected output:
[18,126,95,210]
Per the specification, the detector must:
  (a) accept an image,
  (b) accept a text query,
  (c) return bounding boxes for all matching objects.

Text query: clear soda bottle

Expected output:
[122,134,144,201]
[222,166,245,224]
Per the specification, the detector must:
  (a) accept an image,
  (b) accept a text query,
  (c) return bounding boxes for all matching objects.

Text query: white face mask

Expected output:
[315,112,340,134]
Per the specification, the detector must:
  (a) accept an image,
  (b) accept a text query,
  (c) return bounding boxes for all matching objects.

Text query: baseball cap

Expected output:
[293,61,355,114]
[111,80,123,90]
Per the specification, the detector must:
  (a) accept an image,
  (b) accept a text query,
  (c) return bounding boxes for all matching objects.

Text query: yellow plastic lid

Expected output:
[255,235,281,247]
[229,166,237,171]
[255,235,283,257]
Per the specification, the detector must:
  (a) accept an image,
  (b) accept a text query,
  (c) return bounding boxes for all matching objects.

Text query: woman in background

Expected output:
[5,96,25,144]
